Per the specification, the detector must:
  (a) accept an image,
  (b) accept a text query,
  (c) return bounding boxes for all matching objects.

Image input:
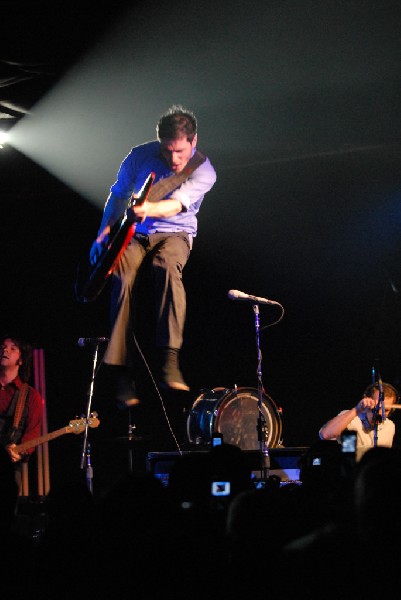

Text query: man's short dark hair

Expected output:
[156,105,197,142]
[0,336,33,382]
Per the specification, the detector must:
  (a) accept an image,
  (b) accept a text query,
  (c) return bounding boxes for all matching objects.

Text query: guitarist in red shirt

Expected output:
[87,106,216,413]
[0,335,43,487]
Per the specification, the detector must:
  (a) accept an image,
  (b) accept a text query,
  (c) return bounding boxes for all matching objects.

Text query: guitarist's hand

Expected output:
[90,225,111,266]
[132,200,148,223]
[6,444,22,463]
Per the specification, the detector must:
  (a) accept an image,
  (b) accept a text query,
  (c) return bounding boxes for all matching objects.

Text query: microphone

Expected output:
[371,358,381,384]
[372,368,385,422]
[377,372,384,395]
[78,337,109,347]
[228,289,279,305]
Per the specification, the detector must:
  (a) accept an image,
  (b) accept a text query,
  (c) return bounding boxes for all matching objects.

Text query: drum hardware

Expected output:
[125,407,145,473]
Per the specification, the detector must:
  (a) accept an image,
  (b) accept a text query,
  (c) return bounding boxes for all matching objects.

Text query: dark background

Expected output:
[2,1,401,491]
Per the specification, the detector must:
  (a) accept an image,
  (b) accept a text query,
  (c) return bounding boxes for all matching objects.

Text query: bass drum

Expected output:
[187,387,282,450]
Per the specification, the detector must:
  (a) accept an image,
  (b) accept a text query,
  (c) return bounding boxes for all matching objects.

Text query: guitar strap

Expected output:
[13,383,29,431]
[145,149,207,203]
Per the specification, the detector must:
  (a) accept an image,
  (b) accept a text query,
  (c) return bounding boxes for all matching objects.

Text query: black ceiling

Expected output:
[1,2,130,128]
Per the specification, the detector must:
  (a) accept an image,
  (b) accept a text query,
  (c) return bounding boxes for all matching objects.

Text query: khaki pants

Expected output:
[104,232,191,366]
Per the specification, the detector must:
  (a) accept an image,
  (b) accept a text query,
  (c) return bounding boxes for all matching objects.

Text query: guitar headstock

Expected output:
[69,412,100,434]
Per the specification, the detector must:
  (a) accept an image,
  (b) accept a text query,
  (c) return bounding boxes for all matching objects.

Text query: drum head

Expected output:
[187,387,282,450]
[215,387,282,450]
[187,388,229,446]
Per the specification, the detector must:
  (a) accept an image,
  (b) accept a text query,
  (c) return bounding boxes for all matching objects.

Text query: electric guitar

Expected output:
[13,413,100,454]
[75,172,155,304]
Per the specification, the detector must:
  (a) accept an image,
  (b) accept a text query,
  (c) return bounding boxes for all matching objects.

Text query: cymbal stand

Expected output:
[80,341,100,493]
[127,407,137,474]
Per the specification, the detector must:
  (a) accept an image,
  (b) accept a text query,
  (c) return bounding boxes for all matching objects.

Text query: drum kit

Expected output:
[187,386,283,451]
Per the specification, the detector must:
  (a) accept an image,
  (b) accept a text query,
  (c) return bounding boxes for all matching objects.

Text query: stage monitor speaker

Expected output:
[147,447,308,486]
[147,450,267,485]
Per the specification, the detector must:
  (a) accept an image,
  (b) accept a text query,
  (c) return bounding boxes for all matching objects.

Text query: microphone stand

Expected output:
[372,374,385,447]
[252,304,269,461]
[80,341,100,494]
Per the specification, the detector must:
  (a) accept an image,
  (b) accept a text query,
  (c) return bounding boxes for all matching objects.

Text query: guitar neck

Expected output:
[129,171,155,211]
[15,426,72,453]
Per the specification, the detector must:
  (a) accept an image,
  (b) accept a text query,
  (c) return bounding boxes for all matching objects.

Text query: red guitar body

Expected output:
[75,172,155,303]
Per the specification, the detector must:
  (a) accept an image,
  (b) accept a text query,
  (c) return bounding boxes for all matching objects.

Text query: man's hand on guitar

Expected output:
[90,226,111,265]
[131,198,183,221]
[6,443,23,463]
[131,199,148,223]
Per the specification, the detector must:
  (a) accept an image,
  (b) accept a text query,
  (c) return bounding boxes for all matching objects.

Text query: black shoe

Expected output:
[158,348,190,392]
[103,364,141,409]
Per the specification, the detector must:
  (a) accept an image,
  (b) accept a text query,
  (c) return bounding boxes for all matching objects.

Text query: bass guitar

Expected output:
[75,172,155,303]
[13,413,100,454]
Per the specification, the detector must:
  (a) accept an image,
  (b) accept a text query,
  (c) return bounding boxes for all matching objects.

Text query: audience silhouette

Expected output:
[5,439,401,599]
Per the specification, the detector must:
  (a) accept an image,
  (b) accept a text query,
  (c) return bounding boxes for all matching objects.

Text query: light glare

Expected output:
[0,131,10,147]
